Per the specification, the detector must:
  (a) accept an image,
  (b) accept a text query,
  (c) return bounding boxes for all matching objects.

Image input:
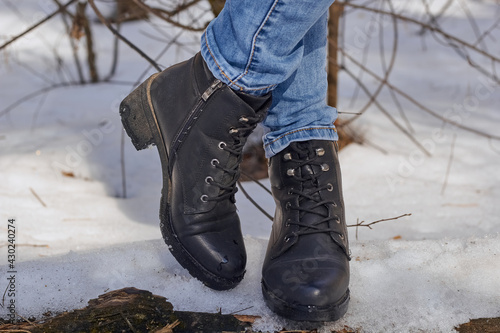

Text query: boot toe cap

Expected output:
[183,232,247,281]
[262,259,349,307]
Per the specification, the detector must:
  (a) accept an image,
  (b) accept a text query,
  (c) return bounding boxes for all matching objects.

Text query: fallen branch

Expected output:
[29,187,47,208]
[348,213,412,240]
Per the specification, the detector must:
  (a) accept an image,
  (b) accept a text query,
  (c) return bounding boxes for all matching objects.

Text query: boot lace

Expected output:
[202,114,263,203]
[284,142,349,256]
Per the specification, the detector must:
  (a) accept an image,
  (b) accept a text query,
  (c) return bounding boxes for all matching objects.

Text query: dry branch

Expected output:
[87,0,161,72]
[348,213,412,240]
[0,0,78,51]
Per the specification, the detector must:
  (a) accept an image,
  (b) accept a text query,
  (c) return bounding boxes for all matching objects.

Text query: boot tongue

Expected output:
[236,91,272,111]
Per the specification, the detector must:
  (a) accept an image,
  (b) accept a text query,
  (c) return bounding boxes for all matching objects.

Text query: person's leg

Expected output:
[201,0,335,96]
[120,53,271,291]
[203,1,350,321]
[262,12,338,158]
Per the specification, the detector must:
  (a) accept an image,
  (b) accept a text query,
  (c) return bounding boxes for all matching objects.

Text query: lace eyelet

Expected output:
[287,188,294,195]
[321,163,330,172]
[200,195,209,203]
[285,202,291,210]
[218,141,226,149]
[336,217,341,224]
[316,148,325,156]
[285,219,291,227]
[229,128,239,134]
[211,159,219,166]
[339,234,345,240]
[284,236,290,242]
[239,116,249,123]
[286,168,295,176]
[205,176,213,184]
[283,153,292,161]
[327,183,334,192]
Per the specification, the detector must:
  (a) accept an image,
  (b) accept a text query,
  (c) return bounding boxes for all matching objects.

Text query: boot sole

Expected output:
[262,280,350,321]
[119,74,243,290]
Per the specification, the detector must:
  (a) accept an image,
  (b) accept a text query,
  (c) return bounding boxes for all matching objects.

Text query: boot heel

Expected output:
[119,74,158,151]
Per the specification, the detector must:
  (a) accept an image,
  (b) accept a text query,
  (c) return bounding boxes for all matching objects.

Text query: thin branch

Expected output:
[348,213,412,240]
[341,0,400,128]
[338,48,500,141]
[339,1,500,64]
[341,64,432,156]
[131,0,207,32]
[347,213,412,228]
[237,180,274,221]
[240,170,272,195]
[0,0,78,51]
[30,187,47,207]
[87,0,161,72]
[54,0,85,84]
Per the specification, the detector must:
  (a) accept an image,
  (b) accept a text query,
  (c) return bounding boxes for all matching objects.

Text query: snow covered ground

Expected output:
[1,1,499,332]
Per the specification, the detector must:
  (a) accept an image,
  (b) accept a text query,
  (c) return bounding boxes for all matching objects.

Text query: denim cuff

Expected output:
[201,30,276,96]
[263,126,338,158]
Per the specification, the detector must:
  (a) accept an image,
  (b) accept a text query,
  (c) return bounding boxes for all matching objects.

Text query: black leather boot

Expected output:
[119,53,271,290]
[262,140,350,321]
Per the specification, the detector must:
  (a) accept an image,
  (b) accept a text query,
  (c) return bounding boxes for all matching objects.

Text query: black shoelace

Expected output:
[285,142,349,256]
[202,114,263,203]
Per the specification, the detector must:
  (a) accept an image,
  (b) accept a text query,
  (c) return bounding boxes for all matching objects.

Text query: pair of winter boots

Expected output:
[119,53,350,321]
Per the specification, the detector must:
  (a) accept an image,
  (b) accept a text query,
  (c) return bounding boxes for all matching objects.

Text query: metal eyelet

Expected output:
[211,159,219,166]
[284,236,290,242]
[229,128,239,134]
[205,176,213,184]
[218,142,226,149]
[200,195,209,202]
[321,163,330,172]
[239,116,249,123]
[287,168,295,176]
[285,202,291,210]
[316,148,325,156]
[336,217,341,224]
[283,153,292,161]
[285,219,291,227]
[327,183,334,191]
[339,234,344,240]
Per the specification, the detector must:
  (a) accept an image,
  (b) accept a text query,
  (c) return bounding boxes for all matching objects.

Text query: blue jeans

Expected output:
[201,0,338,158]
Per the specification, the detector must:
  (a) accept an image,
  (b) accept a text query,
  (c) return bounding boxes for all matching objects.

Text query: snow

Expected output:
[1,1,499,332]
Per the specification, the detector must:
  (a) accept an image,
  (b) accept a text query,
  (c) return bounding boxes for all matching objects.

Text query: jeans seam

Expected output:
[204,31,277,93]
[232,0,280,86]
[264,126,336,148]
[204,31,244,91]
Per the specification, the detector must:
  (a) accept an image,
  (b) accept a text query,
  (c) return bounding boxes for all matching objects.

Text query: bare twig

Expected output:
[87,0,161,72]
[77,1,99,82]
[0,0,78,51]
[339,1,500,64]
[55,0,85,84]
[131,0,207,32]
[30,187,47,207]
[348,213,412,240]
[340,64,432,156]
[237,180,274,221]
[339,48,500,141]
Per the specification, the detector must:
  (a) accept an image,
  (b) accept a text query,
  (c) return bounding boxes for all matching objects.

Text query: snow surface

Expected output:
[1,1,499,332]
